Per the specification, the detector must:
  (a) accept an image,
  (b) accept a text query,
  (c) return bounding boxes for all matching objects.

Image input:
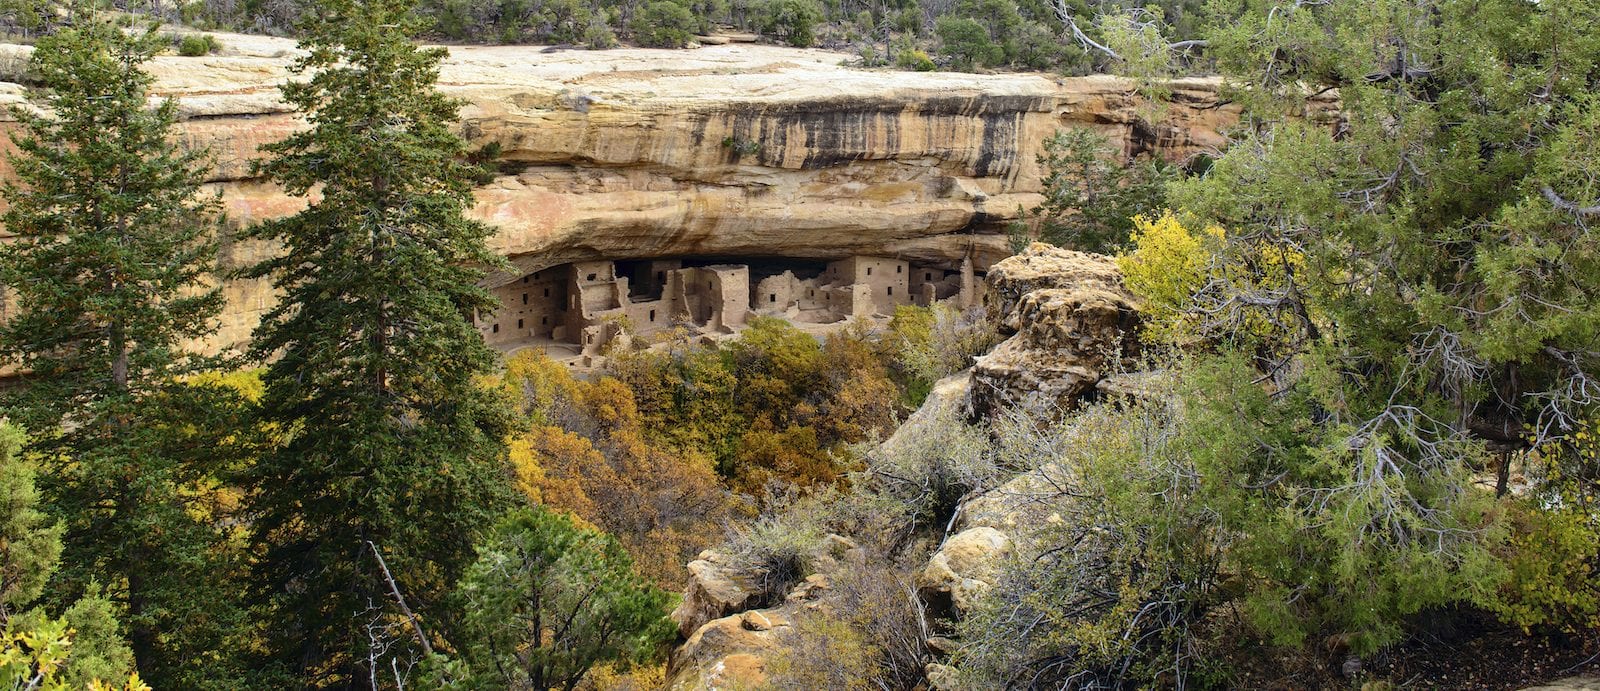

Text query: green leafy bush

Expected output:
[629,0,698,47]
[893,47,936,71]
[758,0,824,47]
[933,16,1000,70]
[176,33,219,56]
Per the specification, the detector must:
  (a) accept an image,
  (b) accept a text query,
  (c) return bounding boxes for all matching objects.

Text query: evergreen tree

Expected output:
[0,424,141,690]
[242,0,514,682]
[0,17,241,687]
[455,506,675,691]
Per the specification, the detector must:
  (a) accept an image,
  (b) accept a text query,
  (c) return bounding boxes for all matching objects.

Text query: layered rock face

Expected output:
[0,33,1249,354]
[970,243,1141,419]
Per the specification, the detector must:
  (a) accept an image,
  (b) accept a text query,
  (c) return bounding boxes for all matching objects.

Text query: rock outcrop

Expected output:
[666,534,863,690]
[0,32,1280,355]
[971,243,1140,419]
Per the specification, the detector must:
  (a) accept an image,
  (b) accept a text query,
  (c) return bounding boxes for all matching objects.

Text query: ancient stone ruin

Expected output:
[476,254,981,364]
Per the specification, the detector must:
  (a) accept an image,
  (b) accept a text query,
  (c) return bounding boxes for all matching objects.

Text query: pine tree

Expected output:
[242,0,514,682]
[0,17,241,687]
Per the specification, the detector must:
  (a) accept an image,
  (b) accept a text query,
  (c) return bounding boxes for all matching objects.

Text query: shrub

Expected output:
[1116,211,1222,344]
[934,16,1001,70]
[629,0,698,47]
[766,565,930,690]
[176,33,219,56]
[894,47,936,71]
[863,399,996,528]
[758,0,824,47]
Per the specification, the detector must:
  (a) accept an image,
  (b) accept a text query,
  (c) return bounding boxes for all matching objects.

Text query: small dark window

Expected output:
[649,309,656,321]
[896,265,902,274]
[808,290,814,297]
[587,273,598,281]
[522,293,528,305]
[517,319,524,329]
[533,271,541,279]
[656,271,665,282]
[769,294,776,303]
[543,288,550,298]
[887,286,893,296]
[866,267,872,276]
[522,276,529,284]
[708,281,713,290]
[492,324,500,334]
[541,316,548,325]
[925,272,932,281]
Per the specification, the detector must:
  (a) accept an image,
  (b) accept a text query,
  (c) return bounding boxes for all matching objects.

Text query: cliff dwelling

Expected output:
[476,254,980,365]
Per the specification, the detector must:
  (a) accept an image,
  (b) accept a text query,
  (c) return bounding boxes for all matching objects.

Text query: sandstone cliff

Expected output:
[0,32,1258,354]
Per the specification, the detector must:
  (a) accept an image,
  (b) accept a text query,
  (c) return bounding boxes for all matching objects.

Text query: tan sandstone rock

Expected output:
[0,35,1285,359]
[971,244,1140,419]
[917,526,1012,614]
[670,610,791,691]
[670,551,763,639]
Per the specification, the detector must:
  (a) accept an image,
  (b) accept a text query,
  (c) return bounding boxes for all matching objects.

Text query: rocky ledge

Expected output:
[0,33,1271,354]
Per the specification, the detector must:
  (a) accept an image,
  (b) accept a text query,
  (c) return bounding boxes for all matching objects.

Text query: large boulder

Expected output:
[972,244,1140,419]
[665,534,861,689]
[668,609,795,691]
[917,526,1013,615]
[670,551,764,639]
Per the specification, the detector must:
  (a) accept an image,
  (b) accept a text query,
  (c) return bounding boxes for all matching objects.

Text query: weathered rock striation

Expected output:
[0,32,1266,355]
[970,242,1141,419]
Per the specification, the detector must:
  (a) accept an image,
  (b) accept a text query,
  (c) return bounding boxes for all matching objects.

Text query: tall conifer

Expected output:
[0,17,240,687]
[243,0,513,682]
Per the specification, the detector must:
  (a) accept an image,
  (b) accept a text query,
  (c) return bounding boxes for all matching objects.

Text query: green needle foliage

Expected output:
[0,16,243,687]
[454,506,675,691]
[241,0,515,682]
[0,423,138,690]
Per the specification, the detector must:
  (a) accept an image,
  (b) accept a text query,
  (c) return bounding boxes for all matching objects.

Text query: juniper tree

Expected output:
[1121,0,1600,657]
[0,18,242,687]
[243,0,514,682]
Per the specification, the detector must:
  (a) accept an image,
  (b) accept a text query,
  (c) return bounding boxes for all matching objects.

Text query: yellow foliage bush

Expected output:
[1116,211,1222,344]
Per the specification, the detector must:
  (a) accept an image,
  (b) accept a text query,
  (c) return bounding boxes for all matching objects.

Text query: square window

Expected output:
[769,294,776,303]
[587,273,598,281]
[926,272,932,281]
